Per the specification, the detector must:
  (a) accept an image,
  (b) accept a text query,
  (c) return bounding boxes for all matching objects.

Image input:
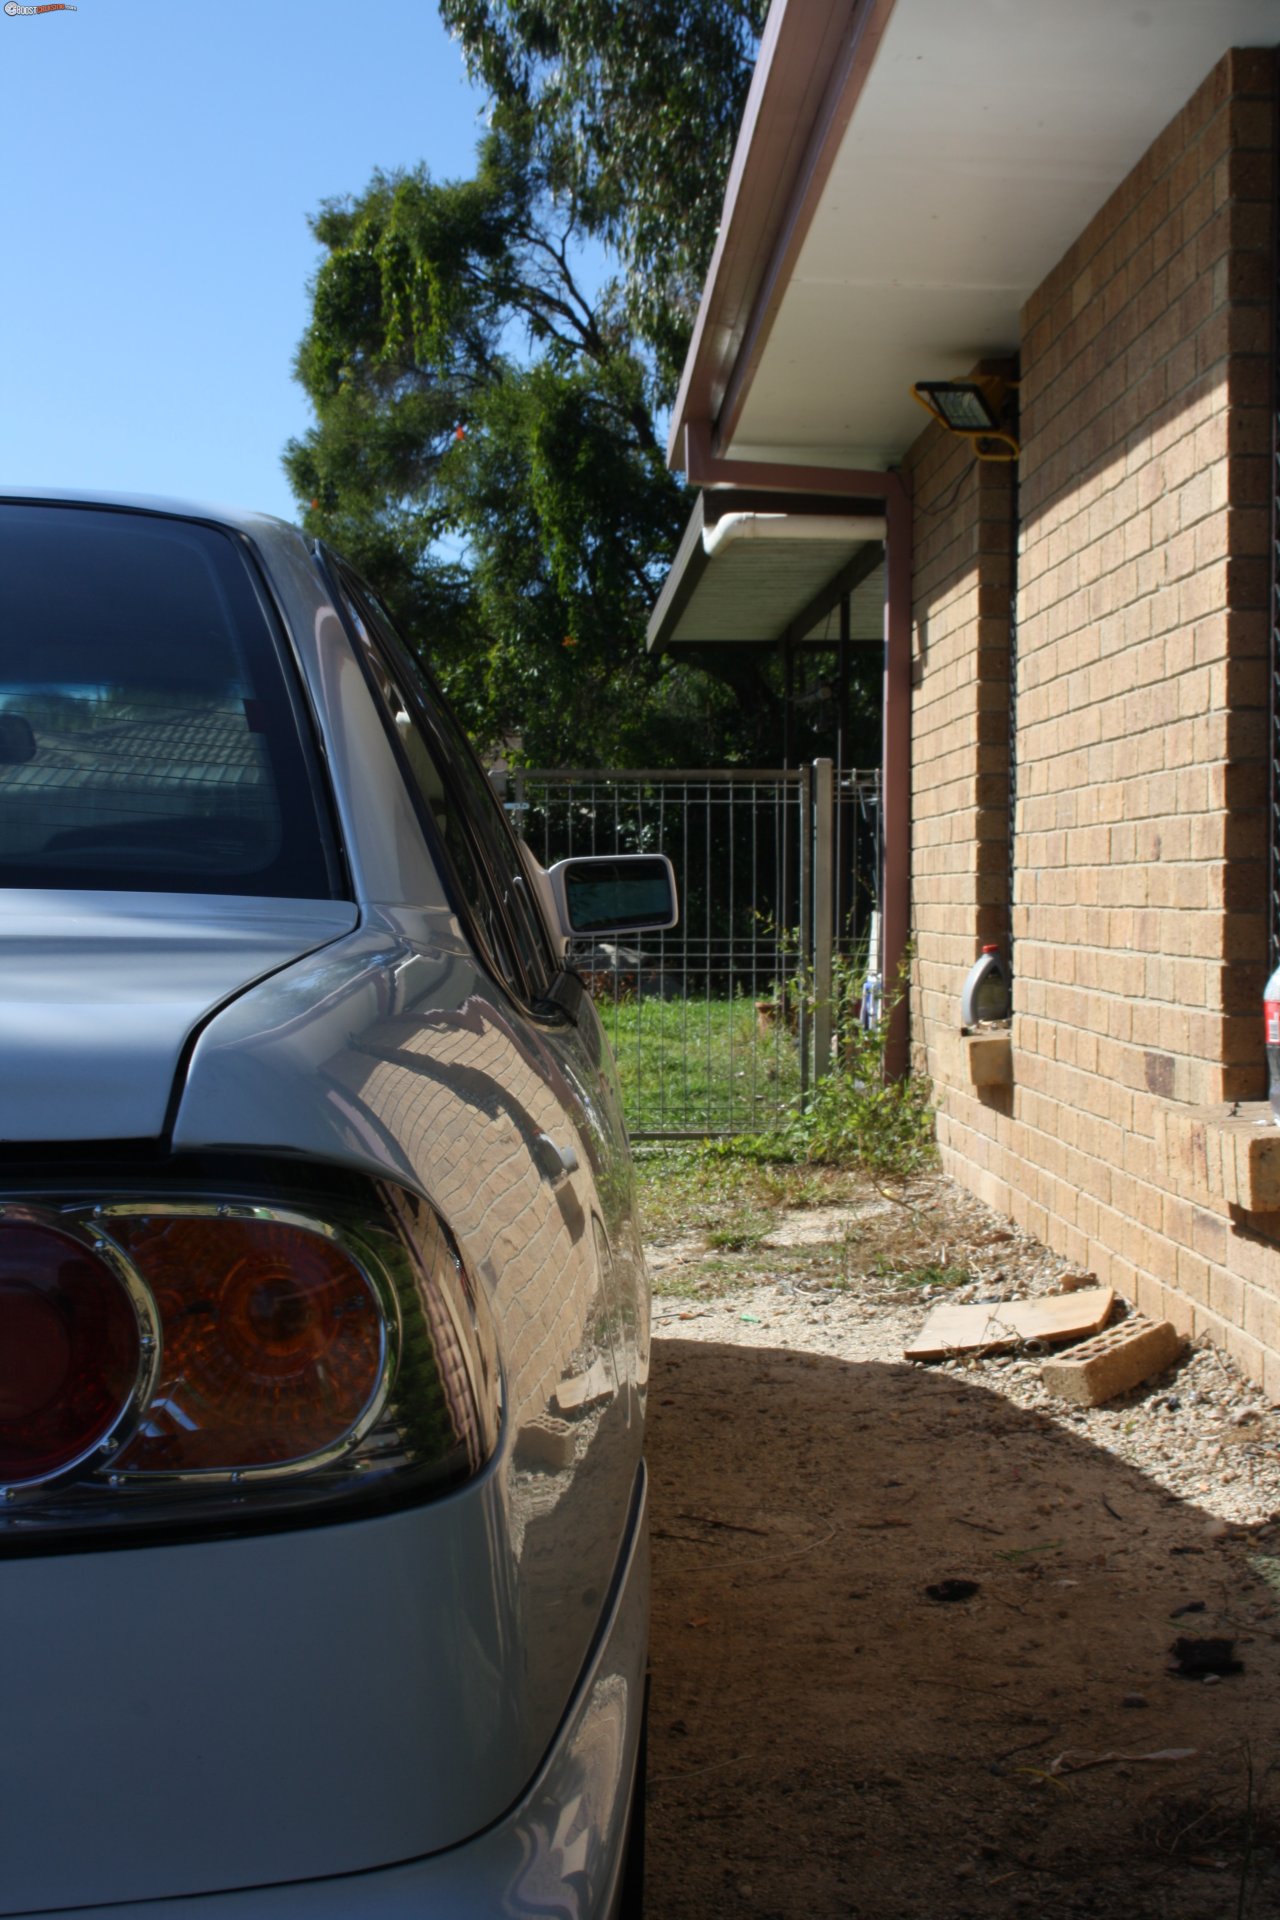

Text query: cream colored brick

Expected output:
[1042,1315,1184,1406]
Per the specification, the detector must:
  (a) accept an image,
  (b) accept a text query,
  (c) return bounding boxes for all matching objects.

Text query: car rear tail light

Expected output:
[0,1181,499,1545]
[0,1219,154,1487]
[107,1216,388,1474]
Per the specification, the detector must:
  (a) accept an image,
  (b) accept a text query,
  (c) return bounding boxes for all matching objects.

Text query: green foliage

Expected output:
[597,966,935,1179]
[871,1256,970,1291]
[699,945,937,1179]
[439,0,768,397]
[286,103,788,766]
[774,986,936,1180]
[706,1221,768,1252]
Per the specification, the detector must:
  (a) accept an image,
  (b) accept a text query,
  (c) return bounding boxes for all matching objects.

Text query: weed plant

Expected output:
[773,1001,936,1177]
[711,953,937,1181]
[595,937,935,1180]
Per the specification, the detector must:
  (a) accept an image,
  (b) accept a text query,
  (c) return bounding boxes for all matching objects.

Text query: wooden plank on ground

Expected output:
[904,1287,1114,1362]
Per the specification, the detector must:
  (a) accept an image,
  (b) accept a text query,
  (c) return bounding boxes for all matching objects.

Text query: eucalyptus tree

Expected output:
[286,4,783,765]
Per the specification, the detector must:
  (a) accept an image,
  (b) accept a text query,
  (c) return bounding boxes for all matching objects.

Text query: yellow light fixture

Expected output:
[910,377,1019,461]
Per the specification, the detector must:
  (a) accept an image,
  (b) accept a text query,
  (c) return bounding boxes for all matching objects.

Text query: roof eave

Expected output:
[668,0,897,470]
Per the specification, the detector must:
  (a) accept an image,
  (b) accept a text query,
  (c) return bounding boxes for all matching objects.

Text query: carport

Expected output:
[648,473,911,1072]
[646,488,887,775]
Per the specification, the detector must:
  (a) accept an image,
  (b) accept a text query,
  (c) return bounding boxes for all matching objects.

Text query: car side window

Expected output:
[330,562,555,1002]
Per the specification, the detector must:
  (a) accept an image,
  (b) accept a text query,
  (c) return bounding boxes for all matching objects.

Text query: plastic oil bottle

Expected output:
[960,944,1010,1027]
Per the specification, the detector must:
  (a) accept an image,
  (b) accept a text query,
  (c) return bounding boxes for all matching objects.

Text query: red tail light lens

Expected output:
[0,1182,497,1543]
[0,1222,143,1486]
[108,1216,388,1473]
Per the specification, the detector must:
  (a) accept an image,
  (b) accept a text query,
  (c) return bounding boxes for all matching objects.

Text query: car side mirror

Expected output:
[0,714,36,764]
[544,854,678,939]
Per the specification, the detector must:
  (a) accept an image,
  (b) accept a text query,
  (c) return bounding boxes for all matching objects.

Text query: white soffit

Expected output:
[669,524,886,646]
[727,0,1280,467]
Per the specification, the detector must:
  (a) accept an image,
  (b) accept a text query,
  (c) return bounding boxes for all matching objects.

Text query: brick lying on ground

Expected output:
[1040,1314,1185,1408]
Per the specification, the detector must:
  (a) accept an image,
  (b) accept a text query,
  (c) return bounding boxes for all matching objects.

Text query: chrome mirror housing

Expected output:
[543,853,678,941]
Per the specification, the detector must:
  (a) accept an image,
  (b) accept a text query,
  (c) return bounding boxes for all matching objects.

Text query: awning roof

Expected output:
[671,0,1280,473]
[646,491,885,654]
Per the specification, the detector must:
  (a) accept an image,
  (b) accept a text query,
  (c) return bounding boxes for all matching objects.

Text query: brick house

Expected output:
[648,0,1280,1392]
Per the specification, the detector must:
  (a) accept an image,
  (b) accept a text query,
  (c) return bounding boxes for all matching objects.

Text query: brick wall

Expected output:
[907,405,1014,1070]
[910,49,1280,1392]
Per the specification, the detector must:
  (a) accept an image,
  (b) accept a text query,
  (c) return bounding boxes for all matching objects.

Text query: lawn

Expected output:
[596,991,804,1136]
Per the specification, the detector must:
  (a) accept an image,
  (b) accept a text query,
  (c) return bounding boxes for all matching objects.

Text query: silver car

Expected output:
[0,491,673,1918]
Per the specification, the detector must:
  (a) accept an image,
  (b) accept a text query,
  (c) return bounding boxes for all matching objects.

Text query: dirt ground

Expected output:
[639,1166,1280,1919]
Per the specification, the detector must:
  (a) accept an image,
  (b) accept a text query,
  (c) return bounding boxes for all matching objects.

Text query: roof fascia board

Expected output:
[681,419,907,505]
[669,0,896,469]
[645,492,710,655]
[715,0,896,459]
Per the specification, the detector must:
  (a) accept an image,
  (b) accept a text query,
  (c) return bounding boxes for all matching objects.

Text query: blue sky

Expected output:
[0,0,495,522]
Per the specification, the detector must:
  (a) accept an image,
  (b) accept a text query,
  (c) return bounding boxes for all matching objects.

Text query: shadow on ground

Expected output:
[645,1339,1280,1920]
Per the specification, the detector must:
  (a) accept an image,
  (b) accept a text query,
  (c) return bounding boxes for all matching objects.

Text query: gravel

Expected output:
[648,1170,1280,1529]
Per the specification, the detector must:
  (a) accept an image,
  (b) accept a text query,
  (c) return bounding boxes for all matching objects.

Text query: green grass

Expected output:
[595,977,936,1183]
[598,992,803,1135]
[632,1146,854,1243]
[871,1256,972,1292]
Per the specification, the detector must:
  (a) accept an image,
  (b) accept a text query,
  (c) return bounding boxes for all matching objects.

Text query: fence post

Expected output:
[813,758,834,1081]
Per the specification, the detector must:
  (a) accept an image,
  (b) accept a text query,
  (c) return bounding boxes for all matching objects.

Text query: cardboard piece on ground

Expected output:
[905,1287,1114,1362]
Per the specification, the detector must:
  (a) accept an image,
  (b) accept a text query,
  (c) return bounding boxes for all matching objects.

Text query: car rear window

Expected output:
[0,504,340,898]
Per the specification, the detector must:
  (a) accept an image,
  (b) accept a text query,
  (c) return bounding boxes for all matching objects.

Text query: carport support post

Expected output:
[813,757,835,1078]
[798,762,813,1104]
[882,475,912,1080]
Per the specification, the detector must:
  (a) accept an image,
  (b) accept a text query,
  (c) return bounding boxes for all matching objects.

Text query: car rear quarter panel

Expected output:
[0,921,644,1906]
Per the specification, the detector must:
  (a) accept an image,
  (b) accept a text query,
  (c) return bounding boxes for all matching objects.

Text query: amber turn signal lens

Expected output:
[0,1222,141,1485]
[110,1217,385,1473]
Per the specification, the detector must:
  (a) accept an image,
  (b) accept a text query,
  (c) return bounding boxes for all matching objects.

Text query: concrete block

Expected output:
[1151,1100,1280,1209]
[517,1413,576,1470]
[1041,1312,1185,1406]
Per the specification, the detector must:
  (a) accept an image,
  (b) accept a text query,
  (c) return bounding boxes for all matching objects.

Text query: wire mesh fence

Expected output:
[511,764,881,1137]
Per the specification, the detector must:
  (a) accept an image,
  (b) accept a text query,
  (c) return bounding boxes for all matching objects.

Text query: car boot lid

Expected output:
[0,891,358,1142]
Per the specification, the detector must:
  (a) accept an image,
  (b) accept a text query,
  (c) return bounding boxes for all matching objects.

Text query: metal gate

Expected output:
[510,762,881,1137]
